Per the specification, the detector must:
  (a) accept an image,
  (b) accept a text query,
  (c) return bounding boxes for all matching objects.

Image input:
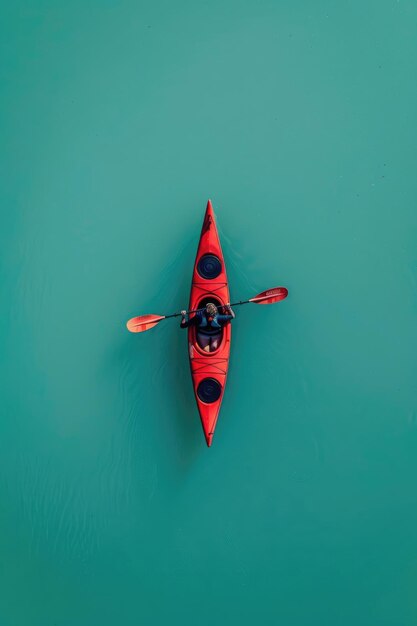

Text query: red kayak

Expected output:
[188,200,231,447]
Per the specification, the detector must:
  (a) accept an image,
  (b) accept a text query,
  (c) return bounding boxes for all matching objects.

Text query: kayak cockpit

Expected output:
[193,296,225,353]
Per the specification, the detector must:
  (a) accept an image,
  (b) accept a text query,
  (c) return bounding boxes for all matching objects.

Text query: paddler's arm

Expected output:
[217,315,233,323]
[217,304,235,322]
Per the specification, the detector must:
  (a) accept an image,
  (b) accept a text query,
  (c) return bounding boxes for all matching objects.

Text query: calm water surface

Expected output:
[1,1,417,624]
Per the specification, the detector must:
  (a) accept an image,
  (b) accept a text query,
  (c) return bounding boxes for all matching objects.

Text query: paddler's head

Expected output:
[205,303,218,321]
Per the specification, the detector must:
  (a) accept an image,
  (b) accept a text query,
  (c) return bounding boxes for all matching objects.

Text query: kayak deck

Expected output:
[188,200,231,447]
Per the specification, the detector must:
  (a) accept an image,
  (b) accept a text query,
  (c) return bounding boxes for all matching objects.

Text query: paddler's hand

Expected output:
[180,310,187,327]
[224,303,235,318]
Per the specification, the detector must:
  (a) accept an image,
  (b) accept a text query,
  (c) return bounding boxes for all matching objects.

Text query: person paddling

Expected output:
[180,302,235,352]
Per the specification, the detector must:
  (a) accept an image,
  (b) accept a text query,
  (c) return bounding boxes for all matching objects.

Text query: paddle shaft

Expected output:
[163,299,250,320]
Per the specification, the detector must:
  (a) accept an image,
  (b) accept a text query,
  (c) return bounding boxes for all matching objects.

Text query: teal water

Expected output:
[2,2,417,624]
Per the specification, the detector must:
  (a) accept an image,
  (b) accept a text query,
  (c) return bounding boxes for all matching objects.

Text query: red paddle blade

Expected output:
[126,314,165,333]
[250,287,288,305]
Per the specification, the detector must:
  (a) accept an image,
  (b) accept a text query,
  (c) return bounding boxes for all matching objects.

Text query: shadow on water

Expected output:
[150,234,204,471]
[110,234,204,483]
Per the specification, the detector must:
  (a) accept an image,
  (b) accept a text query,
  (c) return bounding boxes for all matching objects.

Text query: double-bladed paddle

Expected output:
[126,286,288,333]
